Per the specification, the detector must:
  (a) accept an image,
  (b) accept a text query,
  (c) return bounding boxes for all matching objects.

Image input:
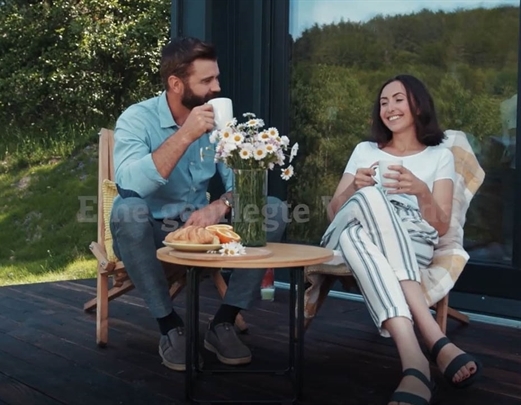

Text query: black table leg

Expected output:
[185,266,200,401]
[288,266,296,373]
[185,266,305,404]
[295,266,305,401]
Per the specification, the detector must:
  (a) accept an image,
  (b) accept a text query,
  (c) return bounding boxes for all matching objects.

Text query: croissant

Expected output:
[165,225,219,244]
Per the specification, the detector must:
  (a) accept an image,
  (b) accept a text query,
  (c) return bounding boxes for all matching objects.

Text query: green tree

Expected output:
[0,0,170,129]
[287,63,371,242]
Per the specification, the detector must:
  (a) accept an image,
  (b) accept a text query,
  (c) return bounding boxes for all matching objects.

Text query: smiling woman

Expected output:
[287,0,520,307]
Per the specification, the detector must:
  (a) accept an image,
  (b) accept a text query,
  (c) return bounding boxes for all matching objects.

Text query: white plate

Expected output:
[162,241,222,252]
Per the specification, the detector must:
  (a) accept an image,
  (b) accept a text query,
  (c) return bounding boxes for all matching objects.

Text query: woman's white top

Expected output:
[344,141,455,209]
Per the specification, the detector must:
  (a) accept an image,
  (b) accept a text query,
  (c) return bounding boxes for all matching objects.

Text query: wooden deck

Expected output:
[0,278,520,405]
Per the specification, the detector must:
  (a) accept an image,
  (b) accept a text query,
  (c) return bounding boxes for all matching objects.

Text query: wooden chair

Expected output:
[303,130,485,334]
[84,128,247,347]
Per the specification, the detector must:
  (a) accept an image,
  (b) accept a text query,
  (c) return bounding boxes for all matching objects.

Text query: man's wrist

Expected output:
[174,127,195,147]
[220,194,233,207]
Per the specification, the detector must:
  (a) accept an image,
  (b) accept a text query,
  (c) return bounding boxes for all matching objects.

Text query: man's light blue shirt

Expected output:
[113,91,233,220]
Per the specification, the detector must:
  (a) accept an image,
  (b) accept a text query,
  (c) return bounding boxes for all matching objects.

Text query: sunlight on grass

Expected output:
[1,123,99,172]
[0,257,97,286]
[0,124,99,286]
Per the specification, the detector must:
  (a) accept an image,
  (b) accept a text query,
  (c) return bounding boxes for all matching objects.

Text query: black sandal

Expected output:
[429,337,482,389]
[389,368,435,405]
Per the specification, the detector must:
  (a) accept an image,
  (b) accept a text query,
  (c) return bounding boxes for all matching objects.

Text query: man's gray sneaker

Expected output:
[204,322,252,365]
[159,327,204,371]
[159,327,187,371]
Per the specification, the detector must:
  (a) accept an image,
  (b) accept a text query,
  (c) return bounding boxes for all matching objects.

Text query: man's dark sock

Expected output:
[211,304,241,328]
[157,310,184,335]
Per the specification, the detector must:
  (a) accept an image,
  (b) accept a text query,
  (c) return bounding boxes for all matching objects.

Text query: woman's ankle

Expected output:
[401,352,430,373]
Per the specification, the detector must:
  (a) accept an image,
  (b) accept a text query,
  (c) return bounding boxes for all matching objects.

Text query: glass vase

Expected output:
[232,169,268,247]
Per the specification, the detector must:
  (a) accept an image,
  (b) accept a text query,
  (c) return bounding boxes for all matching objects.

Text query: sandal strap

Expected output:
[430,336,451,361]
[389,391,430,405]
[390,369,433,405]
[403,368,433,390]
[444,353,475,381]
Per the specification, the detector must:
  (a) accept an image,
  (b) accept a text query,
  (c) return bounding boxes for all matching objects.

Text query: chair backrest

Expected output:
[438,130,485,250]
[95,127,214,262]
[97,128,115,247]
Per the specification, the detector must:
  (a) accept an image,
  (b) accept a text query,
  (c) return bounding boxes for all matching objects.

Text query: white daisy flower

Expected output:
[280,135,290,147]
[276,149,285,165]
[231,132,244,144]
[221,128,233,141]
[265,144,276,154]
[267,127,279,138]
[253,144,268,160]
[220,241,246,256]
[281,165,294,180]
[243,112,256,118]
[223,142,238,153]
[247,119,260,128]
[257,131,271,142]
[225,118,237,127]
[239,145,254,159]
[289,142,299,162]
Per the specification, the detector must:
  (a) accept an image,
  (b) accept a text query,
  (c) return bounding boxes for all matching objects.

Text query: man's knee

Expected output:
[264,196,288,241]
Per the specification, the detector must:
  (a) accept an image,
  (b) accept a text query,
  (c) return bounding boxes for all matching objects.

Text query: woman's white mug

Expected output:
[207,97,234,129]
[371,159,403,191]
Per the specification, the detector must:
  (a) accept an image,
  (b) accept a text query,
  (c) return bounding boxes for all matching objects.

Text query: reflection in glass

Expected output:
[287,0,519,264]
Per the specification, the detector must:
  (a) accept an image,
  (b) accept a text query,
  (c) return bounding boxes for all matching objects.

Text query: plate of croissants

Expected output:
[163,224,240,252]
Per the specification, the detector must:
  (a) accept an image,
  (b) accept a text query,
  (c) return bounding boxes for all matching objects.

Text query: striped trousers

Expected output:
[322,186,439,337]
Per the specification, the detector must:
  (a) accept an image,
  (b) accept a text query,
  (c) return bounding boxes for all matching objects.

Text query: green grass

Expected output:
[0,124,101,286]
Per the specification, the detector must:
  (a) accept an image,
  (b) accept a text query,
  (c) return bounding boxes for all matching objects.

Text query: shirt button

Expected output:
[190,161,195,165]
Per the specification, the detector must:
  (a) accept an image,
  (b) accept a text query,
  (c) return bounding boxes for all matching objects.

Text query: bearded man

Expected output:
[110,37,287,371]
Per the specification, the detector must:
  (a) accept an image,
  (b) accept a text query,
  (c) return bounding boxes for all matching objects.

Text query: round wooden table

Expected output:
[157,242,333,269]
[157,242,334,404]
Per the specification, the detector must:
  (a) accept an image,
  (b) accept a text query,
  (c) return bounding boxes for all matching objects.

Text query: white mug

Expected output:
[207,97,234,129]
[371,159,403,190]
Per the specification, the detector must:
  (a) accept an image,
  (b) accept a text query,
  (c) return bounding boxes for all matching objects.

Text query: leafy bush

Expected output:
[0,0,170,132]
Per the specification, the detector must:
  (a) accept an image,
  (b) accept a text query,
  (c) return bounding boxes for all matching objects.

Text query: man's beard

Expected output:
[181,83,217,110]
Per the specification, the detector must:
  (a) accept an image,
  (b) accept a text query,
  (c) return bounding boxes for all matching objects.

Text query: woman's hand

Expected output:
[383,165,429,196]
[353,165,377,190]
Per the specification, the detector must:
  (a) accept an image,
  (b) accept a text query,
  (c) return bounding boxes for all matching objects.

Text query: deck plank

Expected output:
[0,373,61,405]
[0,278,519,405]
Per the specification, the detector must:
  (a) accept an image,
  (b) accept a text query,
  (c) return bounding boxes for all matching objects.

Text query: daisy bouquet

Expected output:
[209,113,298,247]
[209,113,298,179]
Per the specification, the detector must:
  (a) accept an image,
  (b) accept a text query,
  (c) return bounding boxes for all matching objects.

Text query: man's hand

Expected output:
[383,165,429,196]
[181,104,216,142]
[353,164,377,190]
[184,200,229,227]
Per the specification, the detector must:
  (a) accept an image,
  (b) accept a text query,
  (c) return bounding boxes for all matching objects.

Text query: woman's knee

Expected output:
[354,185,386,201]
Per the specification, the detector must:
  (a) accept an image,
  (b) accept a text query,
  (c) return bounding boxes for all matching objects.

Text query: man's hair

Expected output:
[370,74,445,146]
[160,37,217,90]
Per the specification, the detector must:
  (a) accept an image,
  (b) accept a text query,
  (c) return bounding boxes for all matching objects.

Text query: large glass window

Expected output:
[288,0,519,267]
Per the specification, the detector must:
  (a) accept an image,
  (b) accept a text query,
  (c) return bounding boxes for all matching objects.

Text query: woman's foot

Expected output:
[429,337,481,388]
[433,341,477,384]
[388,359,432,405]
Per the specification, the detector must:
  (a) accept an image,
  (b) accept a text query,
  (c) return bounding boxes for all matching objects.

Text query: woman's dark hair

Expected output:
[370,74,445,146]
[160,37,217,90]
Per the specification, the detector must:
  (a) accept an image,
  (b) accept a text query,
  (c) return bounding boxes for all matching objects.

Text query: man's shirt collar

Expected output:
[158,91,179,129]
